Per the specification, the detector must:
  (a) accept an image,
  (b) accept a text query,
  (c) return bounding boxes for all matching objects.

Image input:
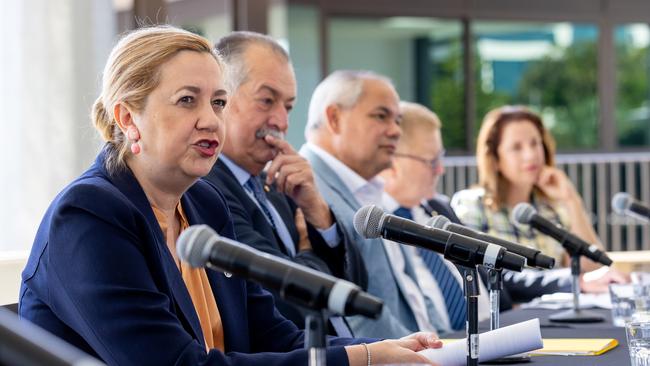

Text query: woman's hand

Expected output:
[399,331,443,351]
[345,332,442,366]
[537,166,606,272]
[535,166,578,202]
[580,266,630,293]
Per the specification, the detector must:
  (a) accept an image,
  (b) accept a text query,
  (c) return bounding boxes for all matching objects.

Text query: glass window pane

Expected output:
[287,4,321,148]
[615,23,650,147]
[473,22,599,150]
[327,17,465,150]
[166,1,232,41]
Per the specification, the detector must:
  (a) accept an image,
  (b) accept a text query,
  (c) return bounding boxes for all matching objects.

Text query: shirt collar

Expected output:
[219,155,252,187]
[382,192,401,214]
[305,142,385,200]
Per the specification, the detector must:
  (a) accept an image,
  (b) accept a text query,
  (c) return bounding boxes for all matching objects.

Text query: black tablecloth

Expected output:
[445,308,629,365]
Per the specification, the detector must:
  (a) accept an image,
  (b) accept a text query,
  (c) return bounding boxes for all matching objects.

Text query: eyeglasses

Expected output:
[394,149,446,170]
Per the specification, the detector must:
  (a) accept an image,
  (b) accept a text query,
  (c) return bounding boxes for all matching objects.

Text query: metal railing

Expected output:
[440,152,650,251]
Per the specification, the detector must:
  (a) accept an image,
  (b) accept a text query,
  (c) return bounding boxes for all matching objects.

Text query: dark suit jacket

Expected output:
[19,150,365,366]
[422,196,571,311]
[203,159,367,329]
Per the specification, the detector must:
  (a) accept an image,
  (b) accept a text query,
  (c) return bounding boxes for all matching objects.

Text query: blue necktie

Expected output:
[245,177,277,230]
[246,176,352,336]
[393,206,467,331]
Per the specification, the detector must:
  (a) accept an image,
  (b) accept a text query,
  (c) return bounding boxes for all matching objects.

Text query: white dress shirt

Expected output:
[305,143,436,331]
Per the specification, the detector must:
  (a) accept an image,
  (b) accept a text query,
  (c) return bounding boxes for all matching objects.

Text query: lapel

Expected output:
[262,180,299,246]
[210,159,252,202]
[399,245,419,281]
[204,266,248,351]
[300,145,412,297]
[182,194,249,352]
[299,145,362,213]
[99,153,205,346]
[210,160,292,255]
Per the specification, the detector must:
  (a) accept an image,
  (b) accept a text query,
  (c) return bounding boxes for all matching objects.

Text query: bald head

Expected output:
[397,101,441,154]
[382,101,444,207]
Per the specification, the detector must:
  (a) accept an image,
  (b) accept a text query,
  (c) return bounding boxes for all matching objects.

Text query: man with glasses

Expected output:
[379,101,490,331]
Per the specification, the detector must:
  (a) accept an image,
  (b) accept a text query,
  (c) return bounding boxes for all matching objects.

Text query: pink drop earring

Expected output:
[128,128,141,155]
[130,141,141,154]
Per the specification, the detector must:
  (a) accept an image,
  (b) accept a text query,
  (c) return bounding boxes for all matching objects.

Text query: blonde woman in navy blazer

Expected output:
[19,26,441,366]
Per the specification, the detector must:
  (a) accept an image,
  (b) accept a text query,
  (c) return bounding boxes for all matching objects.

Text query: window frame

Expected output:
[302,0,650,153]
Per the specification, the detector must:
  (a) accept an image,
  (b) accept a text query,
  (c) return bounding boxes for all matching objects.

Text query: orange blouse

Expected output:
[152,203,224,352]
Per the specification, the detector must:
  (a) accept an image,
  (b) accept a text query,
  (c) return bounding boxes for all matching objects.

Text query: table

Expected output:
[446,308,629,365]
[608,250,650,273]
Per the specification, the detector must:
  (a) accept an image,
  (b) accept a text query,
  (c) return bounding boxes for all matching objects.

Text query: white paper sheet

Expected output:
[419,318,543,366]
[522,292,612,310]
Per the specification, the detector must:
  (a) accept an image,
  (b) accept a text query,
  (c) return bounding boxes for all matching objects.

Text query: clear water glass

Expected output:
[634,284,650,321]
[610,283,636,327]
[627,322,650,366]
[632,272,650,285]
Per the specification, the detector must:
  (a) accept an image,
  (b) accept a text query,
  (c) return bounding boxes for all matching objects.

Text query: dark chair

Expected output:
[0,306,104,365]
[2,303,18,315]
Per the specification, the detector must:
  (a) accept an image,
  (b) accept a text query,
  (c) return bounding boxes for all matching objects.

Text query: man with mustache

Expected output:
[204,32,366,337]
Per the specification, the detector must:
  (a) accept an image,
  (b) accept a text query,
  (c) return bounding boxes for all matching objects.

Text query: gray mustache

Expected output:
[255,127,285,140]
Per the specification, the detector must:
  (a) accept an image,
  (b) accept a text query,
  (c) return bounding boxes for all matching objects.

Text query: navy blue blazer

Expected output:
[19,150,365,366]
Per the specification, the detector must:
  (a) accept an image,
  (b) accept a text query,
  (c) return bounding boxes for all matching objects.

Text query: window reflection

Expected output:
[473,22,599,149]
[327,16,464,149]
[615,23,650,147]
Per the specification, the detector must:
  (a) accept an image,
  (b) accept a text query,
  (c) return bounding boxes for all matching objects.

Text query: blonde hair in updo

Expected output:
[92,25,221,174]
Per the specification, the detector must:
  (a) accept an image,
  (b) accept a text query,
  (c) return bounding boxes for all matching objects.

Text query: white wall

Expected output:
[0,0,117,252]
[0,252,28,305]
[286,11,419,149]
[328,18,416,104]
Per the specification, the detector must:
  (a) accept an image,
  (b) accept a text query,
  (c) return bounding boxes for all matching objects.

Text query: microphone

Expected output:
[427,215,555,270]
[353,205,526,272]
[511,203,612,266]
[612,192,650,221]
[177,225,383,319]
